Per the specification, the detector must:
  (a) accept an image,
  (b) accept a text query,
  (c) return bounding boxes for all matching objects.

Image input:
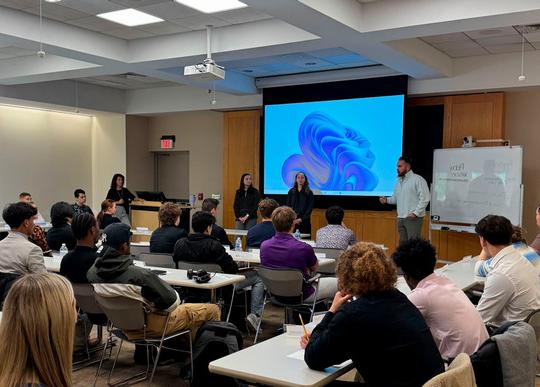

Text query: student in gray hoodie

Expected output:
[87,223,220,339]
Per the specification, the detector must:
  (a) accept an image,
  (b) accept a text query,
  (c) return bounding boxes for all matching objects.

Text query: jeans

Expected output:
[235,270,265,316]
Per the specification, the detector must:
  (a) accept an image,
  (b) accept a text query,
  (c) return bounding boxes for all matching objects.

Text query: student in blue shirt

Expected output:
[247,198,279,248]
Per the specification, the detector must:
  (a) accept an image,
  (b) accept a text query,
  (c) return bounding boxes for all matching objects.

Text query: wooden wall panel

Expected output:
[223,110,261,229]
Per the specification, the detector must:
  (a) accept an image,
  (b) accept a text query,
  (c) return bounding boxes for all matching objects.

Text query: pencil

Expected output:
[299,314,308,339]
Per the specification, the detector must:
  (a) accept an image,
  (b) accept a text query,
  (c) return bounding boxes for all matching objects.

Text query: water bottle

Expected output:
[294,229,301,240]
[235,237,242,252]
[59,243,68,257]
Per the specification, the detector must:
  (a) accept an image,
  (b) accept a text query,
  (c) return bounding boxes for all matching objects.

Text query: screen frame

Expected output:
[260,75,408,210]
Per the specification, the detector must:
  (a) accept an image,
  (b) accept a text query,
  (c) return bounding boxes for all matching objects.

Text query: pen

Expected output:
[299,314,308,339]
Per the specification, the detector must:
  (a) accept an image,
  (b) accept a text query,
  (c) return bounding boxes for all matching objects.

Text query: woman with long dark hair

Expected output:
[286,171,314,234]
[106,173,135,225]
[233,173,260,230]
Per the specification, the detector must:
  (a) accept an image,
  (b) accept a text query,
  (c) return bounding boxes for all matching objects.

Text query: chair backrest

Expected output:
[256,266,304,299]
[313,247,344,260]
[176,261,223,273]
[94,294,146,331]
[525,308,540,374]
[72,283,104,315]
[423,353,476,387]
[139,252,175,268]
[130,244,150,257]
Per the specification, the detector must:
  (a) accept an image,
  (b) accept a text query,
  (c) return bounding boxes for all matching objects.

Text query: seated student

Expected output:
[96,199,121,230]
[173,211,265,329]
[315,206,356,250]
[46,201,76,251]
[476,225,540,278]
[475,215,540,326]
[392,238,489,360]
[0,202,46,275]
[60,213,99,284]
[150,202,187,254]
[87,223,220,339]
[260,206,337,302]
[0,272,77,387]
[247,198,278,248]
[302,243,444,386]
[72,188,94,216]
[530,204,540,254]
[202,198,233,249]
[19,192,46,224]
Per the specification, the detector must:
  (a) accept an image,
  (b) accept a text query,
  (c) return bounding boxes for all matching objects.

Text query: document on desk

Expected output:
[287,350,350,368]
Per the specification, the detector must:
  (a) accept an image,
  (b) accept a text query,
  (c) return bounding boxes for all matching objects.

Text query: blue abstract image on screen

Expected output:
[264,95,404,196]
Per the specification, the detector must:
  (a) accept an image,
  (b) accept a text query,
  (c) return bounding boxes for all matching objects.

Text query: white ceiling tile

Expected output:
[0,46,36,57]
[530,41,540,49]
[442,46,490,58]
[103,27,154,40]
[0,0,37,10]
[232,68,272,77]
[170,14,230,30]
[474,35,522,46]
[136,21,190,35]
[60,0,124,15]
[431,40,482,51]
[138,2,199,19]
[524,31,540,43]
[109,0,170,8]
[66,16,121,32]
[24,3,91,21]
[485,42,534,54]
[465,26,519,40]
[421,32,469,44]
[213,7,272,24]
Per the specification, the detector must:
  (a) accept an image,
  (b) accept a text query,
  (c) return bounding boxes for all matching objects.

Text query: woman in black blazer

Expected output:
[233,173,260,230]
[286,171,314,234]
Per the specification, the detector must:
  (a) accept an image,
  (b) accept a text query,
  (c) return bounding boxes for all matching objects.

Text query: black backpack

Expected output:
[192,321,246,387]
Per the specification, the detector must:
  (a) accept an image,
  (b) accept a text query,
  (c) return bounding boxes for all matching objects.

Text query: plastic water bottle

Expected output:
[235,237,242,252]
[59,243,68,257]
[294,229,301,240]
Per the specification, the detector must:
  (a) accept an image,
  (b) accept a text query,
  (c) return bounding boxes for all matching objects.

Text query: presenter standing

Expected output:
[286,172,315,235]
[233,173,260,230]
[106,173,136,226]
[379,156,429,244]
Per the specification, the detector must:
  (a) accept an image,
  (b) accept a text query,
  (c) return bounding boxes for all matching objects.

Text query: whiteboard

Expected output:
[430,146,522,225]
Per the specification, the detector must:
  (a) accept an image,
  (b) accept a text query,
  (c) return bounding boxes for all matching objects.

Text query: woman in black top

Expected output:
[46,201,76,251]
[233,173,260,230]
[106,173,135,225]
[150,202,187,254]
[286,171,314,234]
[301,243,444,387]
[96,199,121,230]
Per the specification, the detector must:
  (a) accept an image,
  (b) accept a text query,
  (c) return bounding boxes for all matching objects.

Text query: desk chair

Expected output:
[72,283,109,370]
[423,353,476,387]
[130,244,150,258]
[254,266,321,343]
[139,252,175,269]
[525,309,540,376]
[312,247,344,260]
[93,295,192,387]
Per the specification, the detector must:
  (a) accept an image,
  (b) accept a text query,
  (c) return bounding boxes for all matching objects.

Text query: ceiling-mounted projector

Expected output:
[184,61,225,80]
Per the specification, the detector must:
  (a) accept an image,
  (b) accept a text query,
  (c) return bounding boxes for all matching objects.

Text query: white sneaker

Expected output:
[246,313,261,332]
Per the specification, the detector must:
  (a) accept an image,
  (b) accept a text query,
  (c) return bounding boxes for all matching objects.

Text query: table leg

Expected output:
[226,284,236,323]
[211,289,216,303]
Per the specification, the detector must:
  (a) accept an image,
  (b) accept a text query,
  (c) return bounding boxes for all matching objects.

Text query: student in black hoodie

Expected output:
[46,201,76,251]
[233,173,260,230]
[201,198,233,249]
[173,211,265,330]
[87,223,220,339]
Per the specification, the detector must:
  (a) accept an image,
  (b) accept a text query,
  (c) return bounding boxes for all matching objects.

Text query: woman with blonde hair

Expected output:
[301,243,444,387]
[0,272,76,387]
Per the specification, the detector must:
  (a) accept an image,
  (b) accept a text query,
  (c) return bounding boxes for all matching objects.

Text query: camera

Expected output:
[187,269,211,283]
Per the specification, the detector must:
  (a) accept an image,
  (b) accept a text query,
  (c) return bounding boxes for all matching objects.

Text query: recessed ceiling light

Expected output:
[97,8,163,27]
[174,0,247,14]
[45,0,62,2]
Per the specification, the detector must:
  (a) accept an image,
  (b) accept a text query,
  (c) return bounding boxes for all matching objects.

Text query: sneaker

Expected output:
[246,313,261,332]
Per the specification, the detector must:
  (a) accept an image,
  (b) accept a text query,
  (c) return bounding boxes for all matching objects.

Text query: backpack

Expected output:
[192,321,246,387]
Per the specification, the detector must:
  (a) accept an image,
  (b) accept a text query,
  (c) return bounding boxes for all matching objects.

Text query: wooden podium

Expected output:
[130,200,193,241]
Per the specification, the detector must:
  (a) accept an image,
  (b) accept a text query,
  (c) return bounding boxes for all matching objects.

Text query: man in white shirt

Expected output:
[475,215,540,326]
[379,156,430,244]
[0,202,46,275]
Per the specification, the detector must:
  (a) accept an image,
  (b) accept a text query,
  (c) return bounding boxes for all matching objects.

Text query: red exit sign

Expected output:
[161,139,173,149]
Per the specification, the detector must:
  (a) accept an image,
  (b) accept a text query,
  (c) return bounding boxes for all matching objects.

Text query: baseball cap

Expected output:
[102,223,132,249]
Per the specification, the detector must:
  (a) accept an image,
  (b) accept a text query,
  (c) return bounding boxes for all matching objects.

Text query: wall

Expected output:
[126,115,154,192]
[505,89,540,239]
[145,111,224,223]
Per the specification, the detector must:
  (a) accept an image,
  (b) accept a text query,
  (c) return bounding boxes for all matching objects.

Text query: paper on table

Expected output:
[287,350,350,368]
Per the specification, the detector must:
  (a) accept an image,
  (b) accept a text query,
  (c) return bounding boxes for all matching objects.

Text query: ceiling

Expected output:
[1,0,540,98]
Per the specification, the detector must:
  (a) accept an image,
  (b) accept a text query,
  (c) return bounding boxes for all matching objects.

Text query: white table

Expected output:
[209,333,353,387]
[131,228,152,236]
[225,228,311,239]
[229,250,335,272]
[0,222,52,232]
